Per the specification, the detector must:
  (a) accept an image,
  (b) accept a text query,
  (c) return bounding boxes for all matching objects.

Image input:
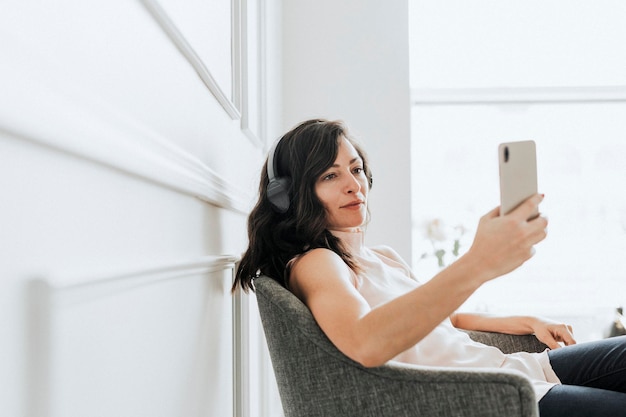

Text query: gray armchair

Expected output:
[254,275,549,417]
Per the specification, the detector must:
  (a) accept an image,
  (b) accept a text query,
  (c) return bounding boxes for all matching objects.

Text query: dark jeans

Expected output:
[539,335,626,417]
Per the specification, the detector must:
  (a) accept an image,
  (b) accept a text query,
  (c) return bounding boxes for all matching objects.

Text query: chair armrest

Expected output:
[464,330,549,353]
[348,362,539,417]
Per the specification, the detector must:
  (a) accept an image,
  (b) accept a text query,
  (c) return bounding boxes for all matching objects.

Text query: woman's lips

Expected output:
[341,201,364,209]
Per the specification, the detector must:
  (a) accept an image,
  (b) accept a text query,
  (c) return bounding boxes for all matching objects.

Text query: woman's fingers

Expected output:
[527,215,548,244]
[535,322,577,349]
[469,194,548,281]
[510,194,544,222]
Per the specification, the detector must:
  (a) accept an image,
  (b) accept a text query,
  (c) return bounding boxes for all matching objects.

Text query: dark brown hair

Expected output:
[232,119,372,292]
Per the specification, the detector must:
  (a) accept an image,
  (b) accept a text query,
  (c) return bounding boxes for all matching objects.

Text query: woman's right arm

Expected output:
[289,194,547,367]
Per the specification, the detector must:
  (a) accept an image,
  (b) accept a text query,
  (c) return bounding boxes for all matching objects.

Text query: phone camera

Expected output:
[504,146,509,162]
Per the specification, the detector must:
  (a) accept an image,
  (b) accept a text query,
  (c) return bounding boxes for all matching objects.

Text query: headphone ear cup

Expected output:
[266,176,292,213]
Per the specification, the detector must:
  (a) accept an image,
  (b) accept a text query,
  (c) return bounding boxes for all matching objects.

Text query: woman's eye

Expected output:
[322,173,336,181]
[353,167,364,174]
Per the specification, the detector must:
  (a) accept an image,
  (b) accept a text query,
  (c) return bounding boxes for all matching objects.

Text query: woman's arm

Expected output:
[290,247,485,367]
[451,312,577,349]
[289,194,549,367]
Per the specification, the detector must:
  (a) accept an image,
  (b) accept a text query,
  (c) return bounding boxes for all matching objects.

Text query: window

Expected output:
[409,1,626,341]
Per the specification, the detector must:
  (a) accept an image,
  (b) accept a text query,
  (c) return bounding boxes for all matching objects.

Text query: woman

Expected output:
[234,119,626,416]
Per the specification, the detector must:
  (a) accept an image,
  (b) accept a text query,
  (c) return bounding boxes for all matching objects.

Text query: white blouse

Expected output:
[332,229,560,401]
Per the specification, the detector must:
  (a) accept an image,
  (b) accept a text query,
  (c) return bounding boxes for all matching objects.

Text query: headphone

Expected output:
[266,138,292,213]
[266,136,374,214]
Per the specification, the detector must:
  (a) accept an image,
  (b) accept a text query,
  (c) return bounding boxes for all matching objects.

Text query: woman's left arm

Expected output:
[451,312,577,349]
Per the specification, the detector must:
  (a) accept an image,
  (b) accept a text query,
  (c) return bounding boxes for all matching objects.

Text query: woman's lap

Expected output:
[539,385,626,417]
[539,335,626,417]
[548,335,626,392]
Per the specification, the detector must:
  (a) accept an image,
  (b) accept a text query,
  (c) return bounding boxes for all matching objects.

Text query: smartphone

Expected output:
[498,140,538,218]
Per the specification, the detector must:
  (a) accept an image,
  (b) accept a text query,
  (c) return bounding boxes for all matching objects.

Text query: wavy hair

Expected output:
[232,119,372,292]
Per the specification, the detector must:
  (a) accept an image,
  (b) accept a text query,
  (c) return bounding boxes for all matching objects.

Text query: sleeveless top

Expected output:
[332,230,560,401]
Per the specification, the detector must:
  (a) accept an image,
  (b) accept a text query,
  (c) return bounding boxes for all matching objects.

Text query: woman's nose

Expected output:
[345,173,361,193]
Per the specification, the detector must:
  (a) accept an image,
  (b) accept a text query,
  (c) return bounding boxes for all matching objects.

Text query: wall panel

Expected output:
[1,0,275,416]
[28,258,237,417]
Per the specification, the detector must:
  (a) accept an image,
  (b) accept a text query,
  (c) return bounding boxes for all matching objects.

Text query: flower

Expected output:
[426,218,447,242]
[420,218,467,268]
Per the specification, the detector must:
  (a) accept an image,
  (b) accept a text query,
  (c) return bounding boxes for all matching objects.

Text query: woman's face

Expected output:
[315,137,369,231]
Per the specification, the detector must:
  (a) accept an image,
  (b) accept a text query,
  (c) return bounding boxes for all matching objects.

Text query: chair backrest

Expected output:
[254,275,356,416]
[254,275,418,417]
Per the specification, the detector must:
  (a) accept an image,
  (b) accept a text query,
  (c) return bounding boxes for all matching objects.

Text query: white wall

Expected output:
[0,0,275,416]
[281,0,413,262]
[1,1,411,416]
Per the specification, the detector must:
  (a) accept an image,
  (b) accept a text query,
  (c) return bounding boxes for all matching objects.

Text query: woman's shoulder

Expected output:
[289,248,358,292]
[369,245,407,264]
[368,245,416,279]
[290,247,353,276]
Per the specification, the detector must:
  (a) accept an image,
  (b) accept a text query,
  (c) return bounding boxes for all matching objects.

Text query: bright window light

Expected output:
[409,1,626,341]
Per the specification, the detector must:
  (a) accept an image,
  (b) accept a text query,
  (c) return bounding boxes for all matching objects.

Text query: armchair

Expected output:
[254,275,548,417]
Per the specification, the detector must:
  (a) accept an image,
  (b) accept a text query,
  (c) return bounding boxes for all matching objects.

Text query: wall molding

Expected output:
[43,255,239,292]
[233,286,251,417]
[411,85,626,106]
[0,39,252,214]
[141,0,242,120]
[26,255,240,417]
[240,0,267,147]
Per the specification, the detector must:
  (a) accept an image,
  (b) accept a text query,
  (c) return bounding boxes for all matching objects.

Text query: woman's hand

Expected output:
[467,194,548,282]
[530,317,577,349]
[452,313,577,349]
